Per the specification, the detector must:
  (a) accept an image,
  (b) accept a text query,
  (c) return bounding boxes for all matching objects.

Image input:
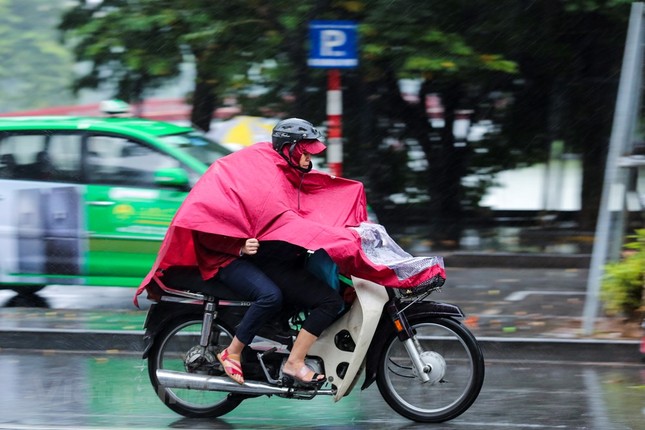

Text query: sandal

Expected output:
[283,365,325,387]
[217,348,244,384]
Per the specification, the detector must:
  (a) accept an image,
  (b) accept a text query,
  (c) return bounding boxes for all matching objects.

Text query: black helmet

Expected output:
[272,118,323,152]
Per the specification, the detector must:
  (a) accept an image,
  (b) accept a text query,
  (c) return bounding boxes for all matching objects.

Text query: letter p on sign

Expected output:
[321,30,347,56]
[308,20,358,68]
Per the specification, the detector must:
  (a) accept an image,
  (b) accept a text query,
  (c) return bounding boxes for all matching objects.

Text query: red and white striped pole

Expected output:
[326,69,343,177]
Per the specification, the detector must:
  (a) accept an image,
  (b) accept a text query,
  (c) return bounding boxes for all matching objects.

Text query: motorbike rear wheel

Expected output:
[148,314,245,418]
[376,316,484,423]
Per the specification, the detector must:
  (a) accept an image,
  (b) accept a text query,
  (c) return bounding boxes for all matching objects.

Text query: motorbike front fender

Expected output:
[361,300,465,390]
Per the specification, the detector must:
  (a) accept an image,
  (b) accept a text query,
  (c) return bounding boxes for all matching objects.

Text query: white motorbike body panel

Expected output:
[308,276,389,401]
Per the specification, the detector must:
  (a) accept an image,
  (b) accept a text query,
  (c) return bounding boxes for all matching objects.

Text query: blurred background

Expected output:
[0,0,643,328]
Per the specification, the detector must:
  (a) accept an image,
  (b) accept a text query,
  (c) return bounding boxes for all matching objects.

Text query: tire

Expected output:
[9,284,46,295]
[376,316,485,423]
[147,314,245,418]
[4,292,49,308]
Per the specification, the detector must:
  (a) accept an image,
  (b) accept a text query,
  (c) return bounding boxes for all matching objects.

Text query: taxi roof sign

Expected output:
[99,99,132,116]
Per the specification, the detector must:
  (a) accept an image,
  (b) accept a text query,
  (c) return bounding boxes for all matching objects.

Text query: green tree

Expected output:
[59,0,289,131]
[57,0,635,243]
[0,0,74,112]
[601,229,645,319]
[490,0,632,231]
[335,0,633,238]
[59,0,183,106]
[344,1,519,241]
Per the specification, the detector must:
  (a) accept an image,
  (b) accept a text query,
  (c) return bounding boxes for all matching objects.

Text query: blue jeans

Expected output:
[254,257,344,337]
[216,259,283,345]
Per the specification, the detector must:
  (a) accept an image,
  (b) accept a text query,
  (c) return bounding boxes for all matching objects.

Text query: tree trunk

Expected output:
[190,78,217,132]
[566,12,624,231]
[286,0,329,117]
[427,82,467,247]
[576,82,613,231]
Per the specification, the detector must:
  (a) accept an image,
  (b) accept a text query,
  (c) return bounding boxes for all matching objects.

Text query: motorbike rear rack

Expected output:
[153,274,207,303]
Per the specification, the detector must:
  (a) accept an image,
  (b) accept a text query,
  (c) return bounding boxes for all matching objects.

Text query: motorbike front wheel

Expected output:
[147,314,245,418]
[376,316,485,423]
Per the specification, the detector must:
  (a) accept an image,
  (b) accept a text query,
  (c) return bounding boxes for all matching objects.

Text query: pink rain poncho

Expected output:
[134,142,445,306]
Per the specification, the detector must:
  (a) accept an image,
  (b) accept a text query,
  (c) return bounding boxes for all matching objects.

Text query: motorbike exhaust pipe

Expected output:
[156,369,335,396]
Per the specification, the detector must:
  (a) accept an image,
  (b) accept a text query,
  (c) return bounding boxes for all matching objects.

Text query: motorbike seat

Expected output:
[159,266,247,301]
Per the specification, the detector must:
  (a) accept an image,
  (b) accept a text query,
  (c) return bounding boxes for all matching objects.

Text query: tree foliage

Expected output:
[335,0,632,235]
[59,0,184,101]
[0,0,74,112]
[487,0,633,229]
[318,1,524,240]
[56,0,636,239]
[601,229,645,318]
[59,0,297,130]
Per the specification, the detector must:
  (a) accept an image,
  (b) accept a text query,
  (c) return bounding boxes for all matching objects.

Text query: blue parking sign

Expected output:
[308,20,358,68]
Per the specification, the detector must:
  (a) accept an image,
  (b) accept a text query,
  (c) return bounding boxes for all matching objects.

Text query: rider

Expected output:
[195,118,344,385]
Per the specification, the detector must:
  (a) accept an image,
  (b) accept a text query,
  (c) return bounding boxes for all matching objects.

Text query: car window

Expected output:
[160,132,230,165]
[0,133,82,182]
[48,134,83,182]
[87,135,182,187]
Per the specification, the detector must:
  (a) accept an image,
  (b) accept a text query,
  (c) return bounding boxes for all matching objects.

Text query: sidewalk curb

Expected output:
[440,252,591,269]
[1,329,641,363]
[0,328,145,354]
[477,336,642,363]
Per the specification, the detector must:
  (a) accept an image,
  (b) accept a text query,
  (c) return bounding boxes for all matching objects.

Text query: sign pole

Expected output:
[582,2,644,335]
[308,20,357,178]
[327,69,343,177]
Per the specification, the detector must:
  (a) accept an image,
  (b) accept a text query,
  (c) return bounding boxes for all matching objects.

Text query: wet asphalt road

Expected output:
[1,267,644,429]
[0,350,644,429]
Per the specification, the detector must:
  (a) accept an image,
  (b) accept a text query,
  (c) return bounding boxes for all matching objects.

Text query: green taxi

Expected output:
[0,115,230,292]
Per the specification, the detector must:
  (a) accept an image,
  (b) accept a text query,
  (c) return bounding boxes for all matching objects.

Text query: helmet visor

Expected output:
[299,139,326,155]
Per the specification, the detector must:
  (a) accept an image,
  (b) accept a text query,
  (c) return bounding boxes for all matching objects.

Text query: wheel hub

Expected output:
[417,351,446,385]
[184,345,217,373]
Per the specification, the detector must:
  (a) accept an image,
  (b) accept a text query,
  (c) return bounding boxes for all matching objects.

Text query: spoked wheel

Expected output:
[376,316,485,423]
[147,315,245,418]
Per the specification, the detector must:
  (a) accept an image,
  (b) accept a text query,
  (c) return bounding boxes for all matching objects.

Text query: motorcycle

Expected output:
[141,263,485,424]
